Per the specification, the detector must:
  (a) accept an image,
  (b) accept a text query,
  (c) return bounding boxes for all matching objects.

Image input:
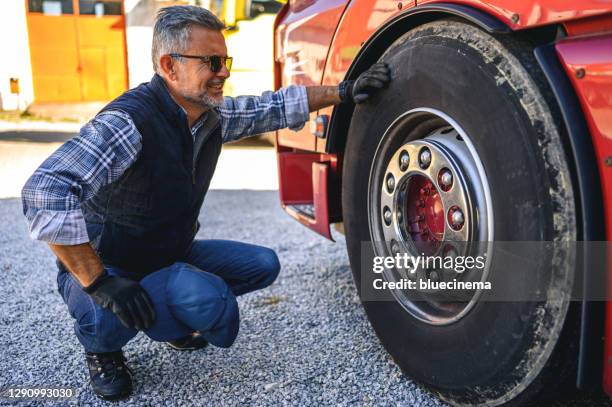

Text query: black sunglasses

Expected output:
[170,53,233,73]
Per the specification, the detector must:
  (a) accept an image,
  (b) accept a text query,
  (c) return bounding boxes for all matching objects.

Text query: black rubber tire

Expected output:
[342,20,580,406]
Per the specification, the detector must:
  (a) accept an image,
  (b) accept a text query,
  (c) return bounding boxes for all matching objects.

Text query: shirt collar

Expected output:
[191,112,208,136]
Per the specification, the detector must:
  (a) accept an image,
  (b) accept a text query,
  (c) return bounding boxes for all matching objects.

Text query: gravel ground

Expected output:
[1,191,609,407]
[0,191,447,407]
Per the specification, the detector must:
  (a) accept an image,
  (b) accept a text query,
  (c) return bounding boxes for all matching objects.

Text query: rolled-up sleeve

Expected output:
[21,110,142,245]
[218,84,310,143]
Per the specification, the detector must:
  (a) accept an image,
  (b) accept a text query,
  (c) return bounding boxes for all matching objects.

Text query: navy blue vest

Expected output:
[80,74,222,277]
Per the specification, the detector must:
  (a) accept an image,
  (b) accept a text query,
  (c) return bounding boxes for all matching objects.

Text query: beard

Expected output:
[183,79,225,109]
[184,92,223,108]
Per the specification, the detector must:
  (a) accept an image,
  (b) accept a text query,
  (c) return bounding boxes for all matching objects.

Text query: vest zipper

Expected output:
[188,125,195,185]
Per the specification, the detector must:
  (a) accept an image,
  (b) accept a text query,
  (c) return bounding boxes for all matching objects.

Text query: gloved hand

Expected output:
[83,271,156,331]
[339,62,391,104]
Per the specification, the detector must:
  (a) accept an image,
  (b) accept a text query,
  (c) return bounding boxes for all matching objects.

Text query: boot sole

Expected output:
[166,342,207,351]
[94,387,132,401]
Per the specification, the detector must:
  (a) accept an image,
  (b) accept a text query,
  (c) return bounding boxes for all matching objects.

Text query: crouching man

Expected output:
[21,5,390,400]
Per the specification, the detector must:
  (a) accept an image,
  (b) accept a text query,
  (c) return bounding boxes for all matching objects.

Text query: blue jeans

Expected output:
[56,240,280,353]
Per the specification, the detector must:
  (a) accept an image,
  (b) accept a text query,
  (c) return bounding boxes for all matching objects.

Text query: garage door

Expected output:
[26,0,128,102]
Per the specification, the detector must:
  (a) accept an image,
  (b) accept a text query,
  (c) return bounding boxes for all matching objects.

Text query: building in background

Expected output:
[0,0,282,113]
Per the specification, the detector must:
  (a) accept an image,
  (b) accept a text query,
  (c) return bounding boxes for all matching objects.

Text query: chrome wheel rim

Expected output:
[368,108,494,325]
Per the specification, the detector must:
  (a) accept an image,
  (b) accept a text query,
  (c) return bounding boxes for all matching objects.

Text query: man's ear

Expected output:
[159,54,178,82]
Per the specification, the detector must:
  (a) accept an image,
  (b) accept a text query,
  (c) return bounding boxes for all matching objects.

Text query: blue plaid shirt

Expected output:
[21,85,309,245]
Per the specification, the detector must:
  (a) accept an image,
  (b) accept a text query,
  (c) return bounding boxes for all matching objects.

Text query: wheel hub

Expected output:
[405,175,444,255]
[380,138,474,256]
[368,108,493,325]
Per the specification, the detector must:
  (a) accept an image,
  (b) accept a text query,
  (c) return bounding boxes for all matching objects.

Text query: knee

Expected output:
[206,294,239,348]
[255,248,281,288]
[168,265,240,347]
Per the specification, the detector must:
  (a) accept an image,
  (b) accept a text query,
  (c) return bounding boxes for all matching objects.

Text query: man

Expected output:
[21,5,390,401]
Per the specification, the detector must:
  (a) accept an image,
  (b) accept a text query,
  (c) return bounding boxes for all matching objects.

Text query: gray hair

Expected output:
[152,5,226,74]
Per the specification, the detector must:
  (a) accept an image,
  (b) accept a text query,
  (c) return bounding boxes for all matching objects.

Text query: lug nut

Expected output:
[399,151,410,171]
[419,148,431,169]
[438,169,453,191]
[386,173,395,193]
[391,240,400,254]
[444,245,458,258]
[452,210,464,226]
[448,206,465,230]
[383,207,392,225]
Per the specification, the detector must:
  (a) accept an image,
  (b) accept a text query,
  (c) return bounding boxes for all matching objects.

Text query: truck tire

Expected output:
[342,20,580,406]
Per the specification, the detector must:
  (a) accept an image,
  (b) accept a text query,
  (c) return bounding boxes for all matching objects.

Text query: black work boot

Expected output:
[167,332,208,351]
[85,351,132,400]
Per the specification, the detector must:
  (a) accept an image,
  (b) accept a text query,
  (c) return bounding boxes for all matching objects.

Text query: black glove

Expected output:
[83,271,156,331]
[339,62,391,104]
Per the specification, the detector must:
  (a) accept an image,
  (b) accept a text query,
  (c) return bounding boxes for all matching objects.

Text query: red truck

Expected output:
[273,0,612,405]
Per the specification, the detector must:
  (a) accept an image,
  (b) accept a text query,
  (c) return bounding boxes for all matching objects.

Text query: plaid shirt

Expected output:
[21,85,309,245]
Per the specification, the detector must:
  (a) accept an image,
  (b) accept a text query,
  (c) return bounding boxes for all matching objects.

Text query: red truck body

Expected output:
[273,0,612,397]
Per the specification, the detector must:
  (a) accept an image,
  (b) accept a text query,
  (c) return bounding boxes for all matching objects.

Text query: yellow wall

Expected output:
[25,0,128,102]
